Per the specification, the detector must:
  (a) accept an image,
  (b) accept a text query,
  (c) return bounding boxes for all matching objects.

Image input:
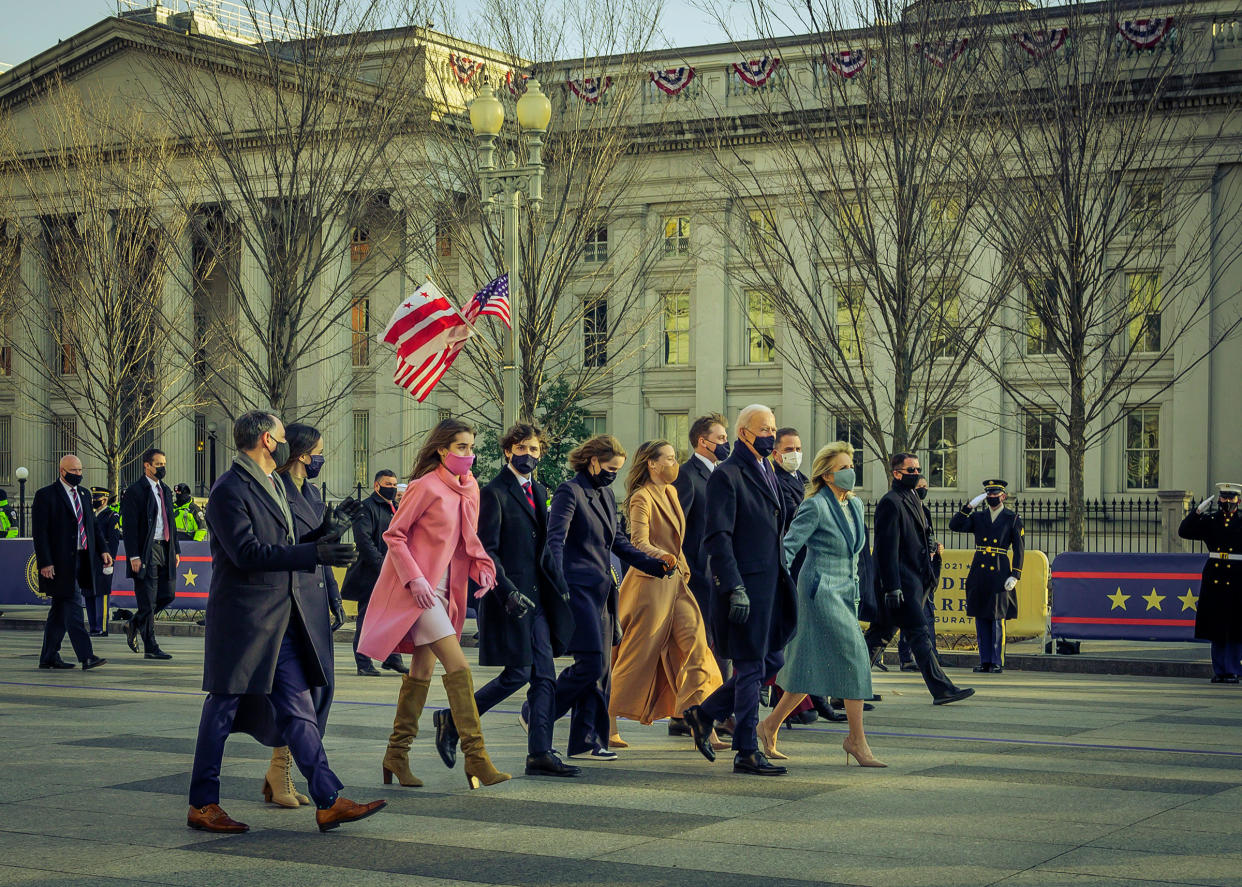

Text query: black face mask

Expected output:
[712,441,731,461]
[748,434,776,459]
[269,438,290,468]
[153,466,167,481]
[895,472,921,490]
[986,496,1003,508]
[916,486,928,501]
[63,472,83,487]
[175,492,192,506]
[92,497,107,510]
[1222,499,1239,515]
[510,453,539,475]
[589,469,618,488]
[377,486,398,501]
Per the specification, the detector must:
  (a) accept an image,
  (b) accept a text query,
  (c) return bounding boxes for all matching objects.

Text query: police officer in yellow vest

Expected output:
[173,483,207,542]
[0,488,18,538]
[949,479,1024,674]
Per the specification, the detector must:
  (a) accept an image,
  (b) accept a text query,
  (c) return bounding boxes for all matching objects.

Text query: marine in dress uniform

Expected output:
[949,479,1024,673]
[1178,483,1242,683]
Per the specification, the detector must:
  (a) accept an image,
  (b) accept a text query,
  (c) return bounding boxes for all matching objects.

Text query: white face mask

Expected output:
[780,451,803,473]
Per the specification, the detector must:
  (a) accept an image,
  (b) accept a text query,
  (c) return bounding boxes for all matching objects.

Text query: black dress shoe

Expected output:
[569,747,618,761]
[381,657,409,675]
[900,662,919,672]
[1225,674,1240,684]
[933,687,975,705]
[432,709,458,768]
[145,650,172,660]
[990,666,1004,674]
[733,750,787,776]
[82,656,107,670]
[39,658,75,670]
[682,705,717,763]
[715,716,735,737]
[124,620,139,653]
[972,664,992,673]
[356,664,382,676]
[525,752,581,777]
[667,717,692,737]
[89,630,105,637]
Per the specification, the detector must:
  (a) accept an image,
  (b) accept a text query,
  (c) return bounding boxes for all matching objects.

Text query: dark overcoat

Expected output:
[120,477,182,579]
[949,506,1024,620]
[673,456,714,622]
[873,485,937,625]
[201,465,320,696]
[90,506,123,600]
[546,472,666,655]
[475,468,575,667]
[32,481,106,599]
[340,491,394,602]
[775,464,809,580]
[1179,509,1242,643]
[703,447,797,661]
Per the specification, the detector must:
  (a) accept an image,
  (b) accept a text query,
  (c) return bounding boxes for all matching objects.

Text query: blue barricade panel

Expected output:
[1050,552,1206,642]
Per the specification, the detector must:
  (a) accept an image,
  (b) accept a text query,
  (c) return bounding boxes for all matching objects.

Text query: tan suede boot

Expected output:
[442,669,510,789]
[284,747,311,805]
[382,674,430,787]
[262,746,300,807]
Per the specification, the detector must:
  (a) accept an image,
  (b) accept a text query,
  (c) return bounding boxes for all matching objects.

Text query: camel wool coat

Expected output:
[356,464,494,660]
[609,482,722,724]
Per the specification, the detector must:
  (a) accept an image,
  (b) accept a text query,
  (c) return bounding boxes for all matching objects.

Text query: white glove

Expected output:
[1196,495,1215,514]
[1004,576,1018,592]
[969,494,987,508]
[410,577,438,609]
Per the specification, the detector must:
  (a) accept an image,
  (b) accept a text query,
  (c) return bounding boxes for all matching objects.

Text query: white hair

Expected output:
[735,403,775,438]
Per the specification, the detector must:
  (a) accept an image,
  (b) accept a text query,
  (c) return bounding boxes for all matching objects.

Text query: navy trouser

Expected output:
[85,592,108,634]
[1210,640,1242,677]
[132,540,174,653]
[189,629,343,808]
[698,651,784,753]
[865,586,956,700]
[976,618,1004,667]
[899,593,938,663]
[475,608,556,756]
[40,587,95,666]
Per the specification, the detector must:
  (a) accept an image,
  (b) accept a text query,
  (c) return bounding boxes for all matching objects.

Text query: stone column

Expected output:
[13,218,52,485]
[158,212,197,486]
[235,212,270,411]
[1157,490,1194,553]
[313,213,354,499]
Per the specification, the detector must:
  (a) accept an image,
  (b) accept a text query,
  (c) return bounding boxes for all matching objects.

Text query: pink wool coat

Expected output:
[356,464,494,659]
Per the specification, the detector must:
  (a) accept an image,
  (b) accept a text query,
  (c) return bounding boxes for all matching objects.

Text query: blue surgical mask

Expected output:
[305,455,326,479]
[832,468,856,491]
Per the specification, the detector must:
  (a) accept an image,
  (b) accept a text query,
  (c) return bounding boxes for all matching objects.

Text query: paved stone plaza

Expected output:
[0,627,1239,887]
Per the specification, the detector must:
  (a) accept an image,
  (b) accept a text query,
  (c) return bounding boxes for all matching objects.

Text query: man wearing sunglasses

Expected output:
[865,453,974,704]
[1179,483,1242,683]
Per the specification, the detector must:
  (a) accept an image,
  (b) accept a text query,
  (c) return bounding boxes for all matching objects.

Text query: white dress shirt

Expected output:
[147,475,167,541]
[694,452,717,473]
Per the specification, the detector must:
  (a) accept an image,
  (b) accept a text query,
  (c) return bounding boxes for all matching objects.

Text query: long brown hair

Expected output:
[410,418,474,481]
[624,440,673,510]
[567,434,626,474]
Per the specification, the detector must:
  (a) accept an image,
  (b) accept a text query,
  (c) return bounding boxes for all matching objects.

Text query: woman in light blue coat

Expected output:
[759,441,885,767]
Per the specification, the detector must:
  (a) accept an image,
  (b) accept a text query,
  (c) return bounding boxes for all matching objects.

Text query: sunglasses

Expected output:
[898,467,922,475]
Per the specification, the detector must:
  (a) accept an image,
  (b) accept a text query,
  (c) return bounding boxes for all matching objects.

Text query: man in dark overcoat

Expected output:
[121,447,181,659]
[340,468,406,676]
[186,410,383,835]
[1180,483,1242,682]
[684,405,797,776]
[865,453,973,704]
[32,455,111,670]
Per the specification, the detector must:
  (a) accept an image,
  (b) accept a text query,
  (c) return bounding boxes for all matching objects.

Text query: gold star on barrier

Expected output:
[1178,589,1198,612]
[1142,588,1166,611]
[182,569,198,587]
[1107,588,1130,610]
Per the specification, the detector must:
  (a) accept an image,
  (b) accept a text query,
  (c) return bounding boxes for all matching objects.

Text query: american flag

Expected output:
[382,280,473,402]
[465,273,512,328]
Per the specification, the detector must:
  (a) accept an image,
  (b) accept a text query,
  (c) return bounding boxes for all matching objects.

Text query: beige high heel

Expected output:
[262,746,302,807]
[757,721,789,761]
[709,729,730,751]
[608,734,630,749]
[842,737,887,768]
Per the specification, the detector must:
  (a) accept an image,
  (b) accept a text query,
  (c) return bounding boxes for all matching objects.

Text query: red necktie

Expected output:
[159,486,170,541]
[523,482,536,512]
[71,487,87,549]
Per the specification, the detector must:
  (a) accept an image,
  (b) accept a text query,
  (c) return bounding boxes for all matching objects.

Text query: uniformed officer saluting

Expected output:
[949,479,1024,674]
[1179,483,1242,684]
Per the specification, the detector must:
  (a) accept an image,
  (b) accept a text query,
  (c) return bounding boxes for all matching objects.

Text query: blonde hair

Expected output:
[806,441,855,499]
[624,440,674,510]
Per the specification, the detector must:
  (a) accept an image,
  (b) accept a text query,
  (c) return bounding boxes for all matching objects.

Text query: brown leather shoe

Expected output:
[187,804,249,833]
[315,796,387,832]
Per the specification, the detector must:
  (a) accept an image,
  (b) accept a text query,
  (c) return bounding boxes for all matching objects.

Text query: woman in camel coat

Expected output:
[609,440,722,735]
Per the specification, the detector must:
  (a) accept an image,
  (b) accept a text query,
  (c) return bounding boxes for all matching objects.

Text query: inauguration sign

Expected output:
[933,549,1050,639]
[1050,552,1204,641]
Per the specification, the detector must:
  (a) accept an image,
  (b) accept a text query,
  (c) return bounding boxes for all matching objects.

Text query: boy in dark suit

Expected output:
[120,448,181,659]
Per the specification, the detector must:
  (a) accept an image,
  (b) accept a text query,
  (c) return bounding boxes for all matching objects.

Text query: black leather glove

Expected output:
[885,588,904,611]
[329,596,346,632]
[505,589,535,618]
[639,558,667,578]
[316,542,357,567]
[317,497,366,544]
[728,586,750,624]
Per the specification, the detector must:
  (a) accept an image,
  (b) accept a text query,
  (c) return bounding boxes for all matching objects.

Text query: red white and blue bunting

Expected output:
[732,57,781,87]
[1013,28,1068,58]
[504,70,530,96]
[824,49,868,78]
[449,54,484,86]
[1117,18,1174,48]
[918,38,969,67]
[650,67,696,95]
[567,76,612,103]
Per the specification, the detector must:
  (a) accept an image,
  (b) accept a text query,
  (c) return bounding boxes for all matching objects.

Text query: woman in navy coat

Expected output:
[546,435,670,758]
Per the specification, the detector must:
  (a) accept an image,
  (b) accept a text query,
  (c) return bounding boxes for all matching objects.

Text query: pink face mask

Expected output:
[443,452,475,476]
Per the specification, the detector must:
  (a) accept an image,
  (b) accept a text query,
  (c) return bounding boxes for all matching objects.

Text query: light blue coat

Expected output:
[776,489,873,700]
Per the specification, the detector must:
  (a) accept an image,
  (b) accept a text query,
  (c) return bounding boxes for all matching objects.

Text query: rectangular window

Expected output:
[746,210,778,257]
[194,414,207,495]
[662,292,690,365]
[583,226,608,263]
[56,311,77,376]
[52,415,77,465]
[1127,272,1162,353]
[929,280,960,359]
[584,298,608,368]
[1024,410,1057,489]
[1025,277,1057,355]
[351,297,370,367]
[0,415,10,485]
[745,289,776,364]
[353,410,370,488]
[1125,406,1160,489]
[435,221,453,257]
[350,226,370,263]
[662,216,690,258]
[1128,184,1163,235]
[929,195,962,243]
[834,200,864,248]
[584,413,607,437]
[659,413,690,461]
[436,408,453,424]
[924,413,958,489]
[835,416,866,487]
[836,283,865,361]
[0,312,11,376]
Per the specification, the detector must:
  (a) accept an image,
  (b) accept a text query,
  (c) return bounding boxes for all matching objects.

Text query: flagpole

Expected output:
[502,189,521,430]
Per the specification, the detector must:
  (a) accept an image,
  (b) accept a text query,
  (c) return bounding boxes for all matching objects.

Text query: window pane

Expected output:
[584,299,608,367]
[0,414,10,485]
[1025,277,1056,355]
[1125,407,1160,489]
[583,226,608,263]
[663,292,690,365]
[353,411,370,488]
[925,414,957,488]
[351,297,370,367]
[836,284,865,361]
[663,216,689,257]
[746,290,775,364]
[1127,272,1162,352]
[659,413,690,460]
[1024,411,1056,488]
[835,417,865,486]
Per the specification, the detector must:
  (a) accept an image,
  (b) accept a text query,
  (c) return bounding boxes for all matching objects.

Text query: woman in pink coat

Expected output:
[356,418,507,790]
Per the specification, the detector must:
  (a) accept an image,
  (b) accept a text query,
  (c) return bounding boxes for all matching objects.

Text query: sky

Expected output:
[0,1,757,69]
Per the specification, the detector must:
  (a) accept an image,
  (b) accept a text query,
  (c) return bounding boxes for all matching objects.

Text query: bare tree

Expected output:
[0,76,204,494]
[967,0,1242,549]
[421,0,671,440]
[701,0,1010,474]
